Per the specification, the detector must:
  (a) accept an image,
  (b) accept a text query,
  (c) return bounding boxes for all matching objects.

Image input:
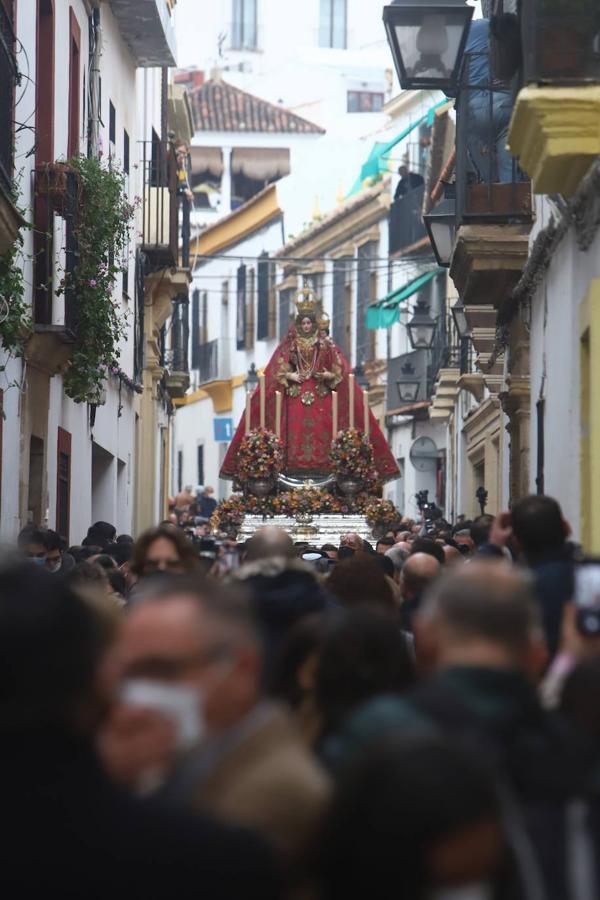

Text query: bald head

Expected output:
[401,552,441,600]
[417,561,542,666]
[443,544,463,566]
[245,526,294,562]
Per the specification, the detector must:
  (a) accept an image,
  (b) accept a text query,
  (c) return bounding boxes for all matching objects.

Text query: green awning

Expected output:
[366,269,443,330]
[348,98,450,197]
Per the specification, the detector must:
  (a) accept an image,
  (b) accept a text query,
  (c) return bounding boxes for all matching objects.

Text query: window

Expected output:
[56,428,71,543]
[34,0,55,324]
[278,288,293,340]
[333,257,352,356]
[356,242,377,366]
[68,10,81,158]
[257,253,272,340]
[319,0,346,49]
[536,399,545,496]
[197,445,204,488]
[191,288,208,369]
[109,101,116,160]
[231,0,257,49]
[347,91,384,113]
[123,129,130,175]
[177,450,183,493]
[246,267,255,350]
[236,265,247,349]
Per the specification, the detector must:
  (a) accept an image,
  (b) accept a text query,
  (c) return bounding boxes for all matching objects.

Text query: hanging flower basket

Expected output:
[35,162,80,215]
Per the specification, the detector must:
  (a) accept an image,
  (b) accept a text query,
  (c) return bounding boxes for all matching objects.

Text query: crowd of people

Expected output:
[5,494,600,897]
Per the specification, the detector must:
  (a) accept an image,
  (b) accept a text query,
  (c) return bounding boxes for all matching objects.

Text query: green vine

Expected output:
[0,230,32,360]
[58,155,136,403]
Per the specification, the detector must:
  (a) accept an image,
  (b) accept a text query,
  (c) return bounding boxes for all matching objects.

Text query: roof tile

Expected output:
[190,79,325,135]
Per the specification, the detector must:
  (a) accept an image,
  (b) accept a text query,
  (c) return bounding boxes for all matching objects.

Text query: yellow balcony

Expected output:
[508,86,600,197]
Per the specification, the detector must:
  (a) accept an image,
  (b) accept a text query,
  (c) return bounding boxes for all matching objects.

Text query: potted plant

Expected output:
[35,161,80,216]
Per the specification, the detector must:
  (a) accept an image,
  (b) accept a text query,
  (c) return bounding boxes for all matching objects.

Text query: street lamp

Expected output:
[396,360,421,404]
[407,298,437,350]
[382,0,474,92]
[451,299,470,339]
[423,197,456,267]
[246,362,259,394]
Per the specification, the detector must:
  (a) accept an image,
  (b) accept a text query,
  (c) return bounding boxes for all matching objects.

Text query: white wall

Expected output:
[528,196,600,540]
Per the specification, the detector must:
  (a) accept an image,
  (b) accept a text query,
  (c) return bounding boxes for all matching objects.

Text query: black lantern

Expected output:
[423,197,456,267]
[451,299,469,339]
[396,361,421,404]
[246,362,259,394]
[521,0,600,85]
[407,298,437,350]
[382,0,474,92]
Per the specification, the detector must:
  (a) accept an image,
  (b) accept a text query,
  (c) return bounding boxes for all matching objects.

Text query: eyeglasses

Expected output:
[123,645,233,682]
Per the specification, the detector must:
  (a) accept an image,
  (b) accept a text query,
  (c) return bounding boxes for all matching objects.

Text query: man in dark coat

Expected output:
[0,563,280,899]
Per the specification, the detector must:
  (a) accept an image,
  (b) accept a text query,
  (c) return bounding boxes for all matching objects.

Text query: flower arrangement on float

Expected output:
[329,427,378,489]
[210,489,400,536]
[236,429,284,483]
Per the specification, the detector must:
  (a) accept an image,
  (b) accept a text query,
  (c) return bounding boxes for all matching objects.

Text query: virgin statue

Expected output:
[220,287,399,482]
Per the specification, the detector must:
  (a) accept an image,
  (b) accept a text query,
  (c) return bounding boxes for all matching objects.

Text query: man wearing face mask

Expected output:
[101,577,330,861]
[17,526,48,566]
[43,529,76,574]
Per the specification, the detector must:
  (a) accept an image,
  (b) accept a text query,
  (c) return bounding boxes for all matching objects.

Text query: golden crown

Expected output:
[295,283,319,317]
[317,311,330,330]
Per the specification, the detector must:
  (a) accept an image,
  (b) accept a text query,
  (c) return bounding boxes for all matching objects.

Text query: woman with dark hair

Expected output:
[325,553,396,615]
[315,610,415,747]
[129,524,199,580]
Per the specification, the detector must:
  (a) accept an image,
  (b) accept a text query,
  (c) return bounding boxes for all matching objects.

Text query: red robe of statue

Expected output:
[220,325,399,483]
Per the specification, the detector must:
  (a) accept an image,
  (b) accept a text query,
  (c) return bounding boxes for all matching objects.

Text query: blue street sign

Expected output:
[213,417,234,442]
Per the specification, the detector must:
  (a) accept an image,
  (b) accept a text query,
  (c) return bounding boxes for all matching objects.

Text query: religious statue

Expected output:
[220,286,399,483]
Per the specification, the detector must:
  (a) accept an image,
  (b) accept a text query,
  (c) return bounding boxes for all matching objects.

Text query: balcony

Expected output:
[388,185,427,256]
[192,338,232,414]
[450,51,532,311]
[109,0,176,67]
[0,2,24,253]
[140,139,178,272]
[163,295,189,399]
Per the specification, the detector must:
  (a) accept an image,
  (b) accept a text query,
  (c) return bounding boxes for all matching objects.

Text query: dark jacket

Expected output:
[328,666,593,900]
[0,730,281,899]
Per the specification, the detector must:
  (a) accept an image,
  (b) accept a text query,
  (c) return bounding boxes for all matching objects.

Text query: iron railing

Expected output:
[139,138,178,269]
[389,184,427,255]
[455,51,531,225]
[169,295,189,373]
[521,0,600,85]
[0,2,18,194]
[195,338,231,385]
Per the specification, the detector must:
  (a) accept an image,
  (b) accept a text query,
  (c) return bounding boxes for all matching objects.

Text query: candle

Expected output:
[332,391,338,439]
[348,374,355,429]
[364,389,370,440]
[275,391,282,440]
[245,393,251,434]
[259,373,266,429]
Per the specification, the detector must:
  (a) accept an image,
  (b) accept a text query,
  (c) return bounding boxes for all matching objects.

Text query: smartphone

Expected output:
[574,560,600,636]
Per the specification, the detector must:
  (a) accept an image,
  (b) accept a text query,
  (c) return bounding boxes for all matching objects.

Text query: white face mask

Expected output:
[430,885,493,900]
[120,679,204,752]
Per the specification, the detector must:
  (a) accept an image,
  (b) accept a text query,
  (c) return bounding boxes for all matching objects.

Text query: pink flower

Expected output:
[89,279,97,287]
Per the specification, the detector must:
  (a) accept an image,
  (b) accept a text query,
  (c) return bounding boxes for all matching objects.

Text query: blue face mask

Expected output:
[29,556,46,567]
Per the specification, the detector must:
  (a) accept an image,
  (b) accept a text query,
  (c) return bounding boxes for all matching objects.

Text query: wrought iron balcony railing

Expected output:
[169,295,189,373]
[193,338,231,385]
[139,139,178,270]
[0,2,18,194]
[455,51,532,225]
[389,184,427,256]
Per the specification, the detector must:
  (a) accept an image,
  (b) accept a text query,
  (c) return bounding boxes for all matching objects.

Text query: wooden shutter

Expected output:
[246,268,255,350]
[236,265,247,350]
[56,427,71,543]
[257,253,269,340]
[191,289,200,369]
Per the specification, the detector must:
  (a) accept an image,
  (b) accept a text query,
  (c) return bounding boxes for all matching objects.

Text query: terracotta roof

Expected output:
[190,78,325,135]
